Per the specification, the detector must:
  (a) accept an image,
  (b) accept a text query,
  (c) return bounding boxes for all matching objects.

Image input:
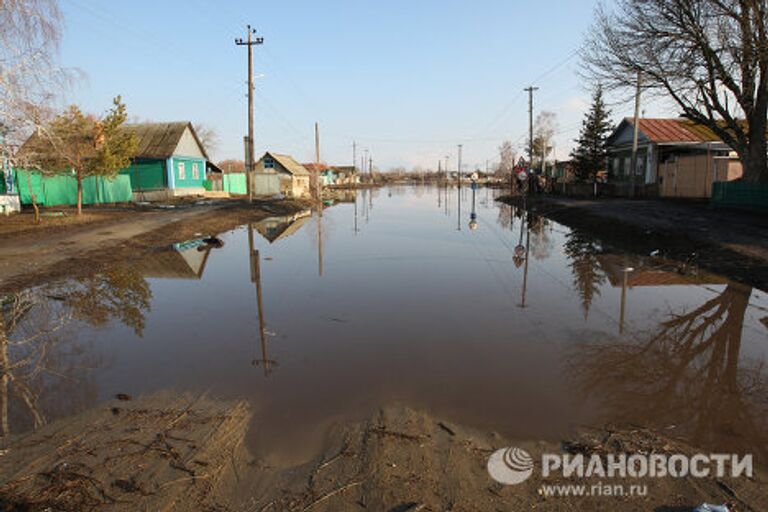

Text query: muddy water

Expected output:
[4,186,768,463]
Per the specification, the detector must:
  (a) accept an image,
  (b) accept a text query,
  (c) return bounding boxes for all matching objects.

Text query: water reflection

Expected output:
[569,282,768,458]
[2,187,766,462]
[1,267,153,437]
[253,211,312,244]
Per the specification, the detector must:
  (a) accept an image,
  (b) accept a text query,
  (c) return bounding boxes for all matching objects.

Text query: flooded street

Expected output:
[4,186,768,465]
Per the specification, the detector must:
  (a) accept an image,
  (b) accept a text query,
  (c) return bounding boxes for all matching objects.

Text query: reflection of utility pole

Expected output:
[235,25,264,203]
[354,190,359,234]
[316,204,324,277]
[521,218,530,308]
[457,145,462,231]
[619,266,634,334]
[248,223,276,376]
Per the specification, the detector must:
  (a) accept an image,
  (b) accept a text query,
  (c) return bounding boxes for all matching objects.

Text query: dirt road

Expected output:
[0,199,312,293]
[499,195,768,290]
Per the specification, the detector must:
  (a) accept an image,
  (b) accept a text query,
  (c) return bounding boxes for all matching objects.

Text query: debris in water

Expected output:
[115,393,132,401]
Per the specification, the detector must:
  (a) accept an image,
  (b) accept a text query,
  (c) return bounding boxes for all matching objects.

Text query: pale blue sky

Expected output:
[57,0,663,170]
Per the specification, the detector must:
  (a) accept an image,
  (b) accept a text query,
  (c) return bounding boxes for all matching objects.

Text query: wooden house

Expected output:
[606,118,742,198]
[253,152,311,198]
[119,122,210,201]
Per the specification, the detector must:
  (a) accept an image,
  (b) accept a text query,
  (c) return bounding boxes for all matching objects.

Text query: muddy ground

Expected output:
[498,195,768,290]
[1,393,765,511]
[0,198,314,293]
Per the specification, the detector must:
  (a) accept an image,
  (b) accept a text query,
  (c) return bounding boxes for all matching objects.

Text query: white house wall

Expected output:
[174,127,206,158]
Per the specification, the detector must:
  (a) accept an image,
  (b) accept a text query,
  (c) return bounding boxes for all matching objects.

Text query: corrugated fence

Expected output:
[711,181,768,211]
[14,170,133,206]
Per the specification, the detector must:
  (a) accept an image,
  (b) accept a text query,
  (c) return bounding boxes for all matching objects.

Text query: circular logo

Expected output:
[487,447,534,485]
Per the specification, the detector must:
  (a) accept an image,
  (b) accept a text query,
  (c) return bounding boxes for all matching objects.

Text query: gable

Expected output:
[173,126,206,159]
[609,120,649,147]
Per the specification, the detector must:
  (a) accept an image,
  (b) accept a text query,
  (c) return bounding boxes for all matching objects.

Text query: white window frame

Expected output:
[178,161,186,180]
[192,162,199,179]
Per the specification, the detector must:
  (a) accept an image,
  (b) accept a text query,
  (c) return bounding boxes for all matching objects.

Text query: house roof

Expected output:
[265,152,310,176]
[16,121,209,162]
[254,211,312,243]
[608,118,722,146]
[123,122,209,160]
[303,162,330,173]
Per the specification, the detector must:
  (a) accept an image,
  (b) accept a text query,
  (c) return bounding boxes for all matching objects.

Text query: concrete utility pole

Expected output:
[352,141,357,173]
[629,70,642,199]
[524,86,539,166]
[235,25,264,203]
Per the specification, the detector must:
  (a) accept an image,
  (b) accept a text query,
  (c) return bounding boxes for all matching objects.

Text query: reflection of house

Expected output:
[254,210,312,243]
[606,118,742,198]
[253,152,311,198]
[132,239,213,279]
[598,254,728,287]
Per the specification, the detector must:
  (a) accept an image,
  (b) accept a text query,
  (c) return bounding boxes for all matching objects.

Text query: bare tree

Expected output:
[531,111,557,172]
[497,140,516,178]
[584,0,768,183]
[0,0,72,144]
[193,123,219,155]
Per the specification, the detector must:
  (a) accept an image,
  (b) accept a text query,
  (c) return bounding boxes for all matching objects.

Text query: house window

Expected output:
[192,163,200,179]
[264,158,275,169]
[178,162,186,180]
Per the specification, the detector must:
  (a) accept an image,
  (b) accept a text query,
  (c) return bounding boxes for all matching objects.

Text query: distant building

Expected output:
[253,152,311,198]
[606,118,742,198]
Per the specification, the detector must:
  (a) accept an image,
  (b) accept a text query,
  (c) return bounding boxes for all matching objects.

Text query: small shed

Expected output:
[253,152,311,198]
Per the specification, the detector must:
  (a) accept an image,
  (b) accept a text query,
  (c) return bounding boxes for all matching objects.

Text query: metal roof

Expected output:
[265,152,310,176]
[16,121,209,161]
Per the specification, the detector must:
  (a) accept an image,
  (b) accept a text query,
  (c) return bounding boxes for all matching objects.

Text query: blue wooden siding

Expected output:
[170,157,206,189]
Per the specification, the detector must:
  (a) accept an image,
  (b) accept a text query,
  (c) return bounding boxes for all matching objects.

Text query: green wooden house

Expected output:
[120,122,210,200]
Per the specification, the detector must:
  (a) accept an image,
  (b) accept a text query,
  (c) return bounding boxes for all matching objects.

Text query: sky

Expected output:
[57,0,670,170]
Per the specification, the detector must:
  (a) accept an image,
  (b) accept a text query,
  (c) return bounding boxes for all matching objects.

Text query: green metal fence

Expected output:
[711,181,768,211]
[15,170,133,206]
[223,173,247,194]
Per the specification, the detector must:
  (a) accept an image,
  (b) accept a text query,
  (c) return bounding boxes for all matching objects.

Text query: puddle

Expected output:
[2,186,767,464]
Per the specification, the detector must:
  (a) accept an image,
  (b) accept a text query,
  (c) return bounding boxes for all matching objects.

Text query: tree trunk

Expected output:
[76,170,83,215]
[739,95,768,183]
[742,117,768,184]
[0,314,9,438]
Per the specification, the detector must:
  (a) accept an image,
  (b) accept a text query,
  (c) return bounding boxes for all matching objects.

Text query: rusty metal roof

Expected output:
[626,118,721,143]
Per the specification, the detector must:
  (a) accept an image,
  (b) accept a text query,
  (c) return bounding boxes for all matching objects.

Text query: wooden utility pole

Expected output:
[235,26,263,202]
[629,70,642,199]
[314,122,322,200]
[248,223,276,376]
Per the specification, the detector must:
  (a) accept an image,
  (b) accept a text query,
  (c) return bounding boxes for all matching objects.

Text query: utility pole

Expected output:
[524,86,539,166]
[629,70,642,199]
[314,122,321,200]
[457,144,463,199]
[352,141,357,173]
[235,25,264,203]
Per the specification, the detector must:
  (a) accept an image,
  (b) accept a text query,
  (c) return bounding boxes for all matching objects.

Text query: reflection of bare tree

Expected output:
[570,283,768,457]
[564,231,607,319]
[1,269,151,437]
[58,267,152,337]
[1,291,72,437]
[528,215,554,261]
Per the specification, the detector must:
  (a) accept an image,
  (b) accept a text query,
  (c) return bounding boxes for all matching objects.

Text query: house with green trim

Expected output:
[120,122,210,201]
[11,121,211,206]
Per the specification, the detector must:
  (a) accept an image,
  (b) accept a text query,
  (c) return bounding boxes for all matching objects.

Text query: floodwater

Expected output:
[3,186,768,464]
